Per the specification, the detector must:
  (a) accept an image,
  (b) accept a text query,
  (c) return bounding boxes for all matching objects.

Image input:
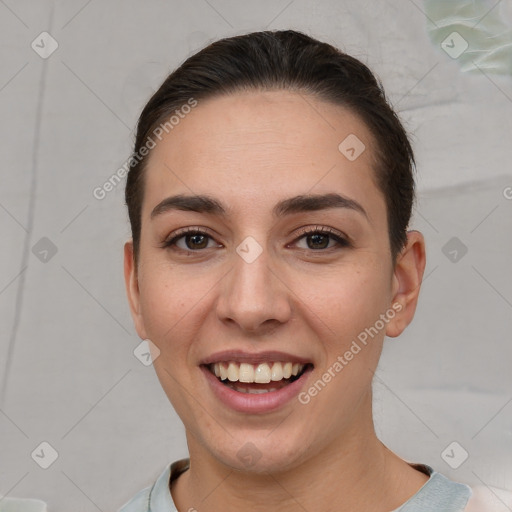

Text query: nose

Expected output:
[215,243,292,335]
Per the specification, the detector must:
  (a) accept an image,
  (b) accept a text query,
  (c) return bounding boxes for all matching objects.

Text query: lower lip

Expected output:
[201,365,313,414]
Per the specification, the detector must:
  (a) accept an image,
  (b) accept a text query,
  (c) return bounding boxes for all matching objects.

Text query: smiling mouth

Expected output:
[204,361,314,394]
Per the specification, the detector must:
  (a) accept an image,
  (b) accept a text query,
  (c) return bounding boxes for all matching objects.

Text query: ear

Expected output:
[385,230,426,338]
[124,240,148,340]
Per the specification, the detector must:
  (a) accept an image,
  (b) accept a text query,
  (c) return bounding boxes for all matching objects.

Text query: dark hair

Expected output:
[125,29,415,265]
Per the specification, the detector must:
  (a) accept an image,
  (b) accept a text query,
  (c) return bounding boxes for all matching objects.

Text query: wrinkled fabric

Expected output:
[425,0,512,74]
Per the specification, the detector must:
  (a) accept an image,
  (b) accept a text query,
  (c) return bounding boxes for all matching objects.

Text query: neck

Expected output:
[171,398,428,512]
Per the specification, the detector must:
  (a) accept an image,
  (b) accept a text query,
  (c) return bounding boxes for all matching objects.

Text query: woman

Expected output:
[120,30,473,511]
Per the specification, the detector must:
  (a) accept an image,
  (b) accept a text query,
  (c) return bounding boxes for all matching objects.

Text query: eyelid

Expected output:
[290,225,351,247]
[159,226,220,249]
[294,225,347,238]
[160,224,351,251]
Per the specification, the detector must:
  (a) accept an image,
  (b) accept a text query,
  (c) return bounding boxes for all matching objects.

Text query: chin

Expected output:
[212,435,310,475]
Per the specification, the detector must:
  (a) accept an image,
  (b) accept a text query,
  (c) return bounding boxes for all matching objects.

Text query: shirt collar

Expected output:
[148,458,190,512]
[146,460,472,512]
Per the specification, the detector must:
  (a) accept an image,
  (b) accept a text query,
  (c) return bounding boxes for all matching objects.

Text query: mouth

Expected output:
[200,356,314,413]
[204,361,313,394]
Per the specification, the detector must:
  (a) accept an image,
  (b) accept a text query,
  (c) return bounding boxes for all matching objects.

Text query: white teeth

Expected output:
[238,363,254,383]
[230,385,279,394]
[227,362,238,382]
[254,363,271,383]
[271,363,283,381]
[211,361,306,383]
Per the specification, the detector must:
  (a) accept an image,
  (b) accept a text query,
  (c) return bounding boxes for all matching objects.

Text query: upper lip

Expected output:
[200,350,313,366]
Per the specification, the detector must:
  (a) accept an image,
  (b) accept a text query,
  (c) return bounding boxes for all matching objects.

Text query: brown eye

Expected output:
[183,233,209,250]
[161,228,221,252]
[294,227,350,251]
[306,233,331,250]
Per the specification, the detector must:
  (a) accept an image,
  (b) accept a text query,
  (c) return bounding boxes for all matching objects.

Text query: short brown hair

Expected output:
[125,30,415,265]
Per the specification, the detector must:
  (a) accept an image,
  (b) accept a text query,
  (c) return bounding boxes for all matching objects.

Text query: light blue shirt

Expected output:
[118,459,472,512]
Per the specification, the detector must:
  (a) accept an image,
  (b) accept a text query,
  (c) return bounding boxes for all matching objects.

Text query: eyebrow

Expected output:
[150,193,368,220]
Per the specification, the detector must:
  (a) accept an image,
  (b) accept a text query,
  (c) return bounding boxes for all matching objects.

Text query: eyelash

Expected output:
[160,225,351,253]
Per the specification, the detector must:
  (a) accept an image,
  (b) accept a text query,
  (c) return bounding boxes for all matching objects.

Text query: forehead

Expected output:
[142,90,384,221]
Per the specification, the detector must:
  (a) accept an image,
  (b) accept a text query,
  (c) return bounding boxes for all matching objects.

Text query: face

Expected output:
[124,90,424,473]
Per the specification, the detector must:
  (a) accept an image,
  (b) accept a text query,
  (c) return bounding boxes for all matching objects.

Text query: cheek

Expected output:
[139,272,199,408]
[300,260,392,342]
[297,265,390,416]
[137,265,194,345]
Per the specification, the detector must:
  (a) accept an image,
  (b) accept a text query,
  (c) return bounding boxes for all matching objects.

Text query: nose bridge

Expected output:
[216,239,291,332]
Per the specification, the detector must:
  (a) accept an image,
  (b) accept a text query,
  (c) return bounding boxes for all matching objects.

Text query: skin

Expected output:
[124,90,428,512]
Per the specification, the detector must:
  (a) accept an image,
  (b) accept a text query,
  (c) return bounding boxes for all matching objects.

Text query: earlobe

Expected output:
[123,240,147,340]
[385,230,426,338]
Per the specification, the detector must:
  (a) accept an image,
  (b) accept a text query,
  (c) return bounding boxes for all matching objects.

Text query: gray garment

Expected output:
[118,459,473,512]
[391,463,472,511]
